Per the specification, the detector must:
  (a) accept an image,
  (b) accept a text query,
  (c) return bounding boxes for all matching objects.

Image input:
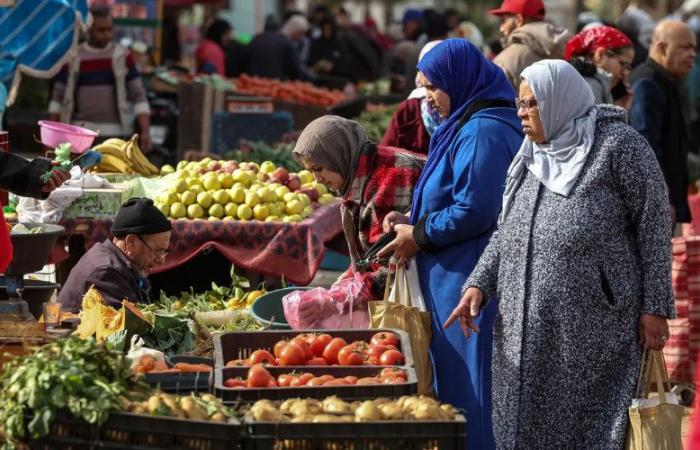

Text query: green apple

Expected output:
[170,202,187,219]
[164,191,179,206]
[155,202,170,217]
[232,182,246,190]
[187,203,204,219]
[187,177,203,188]
[208,203,225,218]
[283,214,303,223]
[176,161,188,171]
[160,164,175,175]
[190,185,204,195]
[318,193,334,205]
[302,206,313,218]
[315,183,329,195]
[283,192,297,203]
[265,215,280,222]
[218,173,234,189]
[298,170,314,185]
[229,187,246,203]
[197,191,213,208]
[180,190,197,206]
[268,203,282,217]
[260,161,276,174]
[285,199,303,215]
[253,204,269,221]
[257,187,277,203]
[213,189,230,205]
[176,170,190,180]
[275,185,290,198]
[173,179,188,194]
[223,216,235,221]
[224,202,238,218]
[297,193,311,207]
[202,174,220,191]
[237,204,253,220]
[245,192,261,208]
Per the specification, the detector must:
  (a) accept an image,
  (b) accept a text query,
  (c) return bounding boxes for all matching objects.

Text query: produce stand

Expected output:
[57,199,342,285]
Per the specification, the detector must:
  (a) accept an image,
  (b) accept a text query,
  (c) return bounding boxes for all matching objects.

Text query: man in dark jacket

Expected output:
[58,198,171,311]
[630,20,697,224]
[0,153,69,199]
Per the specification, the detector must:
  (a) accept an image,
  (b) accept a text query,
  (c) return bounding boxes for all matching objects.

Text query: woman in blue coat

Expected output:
[379,39,523,449]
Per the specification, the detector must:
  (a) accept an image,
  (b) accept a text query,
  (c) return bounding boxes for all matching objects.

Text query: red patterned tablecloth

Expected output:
[58,200,342,285]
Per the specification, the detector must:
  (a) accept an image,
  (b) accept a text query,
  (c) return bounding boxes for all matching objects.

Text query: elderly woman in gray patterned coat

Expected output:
[444,59,676,450]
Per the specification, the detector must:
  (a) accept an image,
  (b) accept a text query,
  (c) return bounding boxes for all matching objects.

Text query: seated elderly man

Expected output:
[58,198,171,311]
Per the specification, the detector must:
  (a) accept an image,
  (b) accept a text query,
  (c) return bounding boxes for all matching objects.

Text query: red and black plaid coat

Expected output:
[340,144,425,298]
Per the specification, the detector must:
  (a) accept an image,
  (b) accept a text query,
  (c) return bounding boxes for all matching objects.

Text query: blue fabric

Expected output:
[411,39,522,450]
[0,0,88,96]
[420,97,441,135]
[411,38,515,219]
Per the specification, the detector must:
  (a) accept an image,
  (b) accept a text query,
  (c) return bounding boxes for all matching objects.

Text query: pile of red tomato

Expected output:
[223,366,408,389]
[225,332,405,368]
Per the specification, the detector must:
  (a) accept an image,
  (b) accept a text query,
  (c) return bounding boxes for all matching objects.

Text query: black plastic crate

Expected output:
[26,411,241,450]
[214,365,417,403]
[214,329,413,369]
[144,356,214,394]
[242,415,466,450]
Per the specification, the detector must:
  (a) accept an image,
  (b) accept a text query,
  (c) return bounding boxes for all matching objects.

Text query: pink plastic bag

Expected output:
[283,274,372,330]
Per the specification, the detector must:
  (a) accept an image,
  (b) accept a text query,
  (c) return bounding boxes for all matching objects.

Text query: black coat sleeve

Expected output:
[0,153,52,199]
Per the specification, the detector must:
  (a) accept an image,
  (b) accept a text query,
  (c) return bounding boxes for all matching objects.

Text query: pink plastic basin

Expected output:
[38,120,99,154]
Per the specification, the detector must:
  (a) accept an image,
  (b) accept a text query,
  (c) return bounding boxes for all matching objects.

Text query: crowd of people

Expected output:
[2,1,699,449]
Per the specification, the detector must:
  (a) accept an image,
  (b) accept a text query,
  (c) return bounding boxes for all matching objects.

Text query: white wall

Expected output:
[220,0,278,37]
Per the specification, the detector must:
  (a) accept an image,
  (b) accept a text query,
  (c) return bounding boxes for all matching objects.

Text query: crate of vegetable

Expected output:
[142,356,214,394]
[243,396,466,450]
[214,365,417,403]
[214,329,413,369]
[27,394,241,450]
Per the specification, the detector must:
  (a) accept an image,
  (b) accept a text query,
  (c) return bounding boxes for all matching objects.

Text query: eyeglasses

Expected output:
[136,235,168,260]
[515,97,538,112]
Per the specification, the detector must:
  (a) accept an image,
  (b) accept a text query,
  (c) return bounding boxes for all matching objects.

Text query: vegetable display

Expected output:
[132,355,212,375]
[247,395,459,423]
[0,337,146,445]
[225,332,406,367]
[356,104,398,143]
[225,141,301,173]
[223,365,407,389]
[233,75,347,106]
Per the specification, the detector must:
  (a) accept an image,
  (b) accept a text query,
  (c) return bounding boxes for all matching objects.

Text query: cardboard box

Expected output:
[63,186,131,220]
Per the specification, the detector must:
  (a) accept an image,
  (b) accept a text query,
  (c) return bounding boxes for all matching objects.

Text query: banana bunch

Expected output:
[91,134,159,176]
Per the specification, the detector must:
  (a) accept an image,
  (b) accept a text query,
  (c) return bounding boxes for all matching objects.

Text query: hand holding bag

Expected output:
[626,349,684,450]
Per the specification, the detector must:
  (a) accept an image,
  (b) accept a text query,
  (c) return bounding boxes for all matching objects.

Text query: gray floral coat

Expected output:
[466,106,676,450]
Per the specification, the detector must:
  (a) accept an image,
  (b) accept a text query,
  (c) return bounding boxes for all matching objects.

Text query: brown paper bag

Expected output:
[626,350,684,450]
[369,262,432,394]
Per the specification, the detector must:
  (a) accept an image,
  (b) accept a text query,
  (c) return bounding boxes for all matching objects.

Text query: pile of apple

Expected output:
[155,158,335,222]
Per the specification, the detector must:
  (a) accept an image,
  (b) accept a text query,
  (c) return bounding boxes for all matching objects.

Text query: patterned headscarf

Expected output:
[565,26,633,61]
[500,60,597,223]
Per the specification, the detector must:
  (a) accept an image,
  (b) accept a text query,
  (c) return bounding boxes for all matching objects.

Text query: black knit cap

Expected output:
[111,197,172,237]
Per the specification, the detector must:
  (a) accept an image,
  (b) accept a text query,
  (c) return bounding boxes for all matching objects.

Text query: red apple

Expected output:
[287,174,301,192]
[271,167,290,184]
[257,171,269,182]
[300,188,319,202]
[207,161,222,172]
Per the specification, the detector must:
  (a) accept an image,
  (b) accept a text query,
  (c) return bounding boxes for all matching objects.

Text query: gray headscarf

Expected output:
[292,115,371,268]
[500,59,597,223]
[292,115,369,197]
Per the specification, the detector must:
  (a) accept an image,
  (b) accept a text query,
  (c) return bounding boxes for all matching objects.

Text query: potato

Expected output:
[291,414,315,423]
[440,404,457,420]
[280,398,301,414]
[411,403,446,421]
[161,394,185,418]
[290,400,322,418]
[372,397,393,406]
[210,412,227,422]
[379,403,404,420]
[322,396,352,415]
[312,414,345,423]
[147,396,164,415]
[180,397,208,420]
[354,401,381,422]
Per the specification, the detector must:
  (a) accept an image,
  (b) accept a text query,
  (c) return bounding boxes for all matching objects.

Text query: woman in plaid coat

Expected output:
[292,115,425,299]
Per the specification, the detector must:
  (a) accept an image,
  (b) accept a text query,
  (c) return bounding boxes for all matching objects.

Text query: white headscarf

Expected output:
[500,59,597,223]
[408,40,443,99]
[281,15,309,38]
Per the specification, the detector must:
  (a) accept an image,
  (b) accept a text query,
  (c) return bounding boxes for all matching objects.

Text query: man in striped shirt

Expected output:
[48,7,152,151]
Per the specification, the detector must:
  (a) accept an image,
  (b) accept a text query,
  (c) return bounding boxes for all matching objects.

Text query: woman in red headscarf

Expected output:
[565,25,634,109]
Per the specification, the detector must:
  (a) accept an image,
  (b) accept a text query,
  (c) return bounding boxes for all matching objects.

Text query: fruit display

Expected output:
[125,392,233,422]
[246,395,459,423]
[233,74,347,106]
[224,332,406,367]
[154,158,334,222]
[356,104,398,143]
[223,365,408,389]
[0,337,147,444]
[91,134,159,176]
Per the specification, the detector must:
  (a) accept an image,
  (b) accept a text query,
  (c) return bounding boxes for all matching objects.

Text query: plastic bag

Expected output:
[283,274,372,330]
[126,335,166,370]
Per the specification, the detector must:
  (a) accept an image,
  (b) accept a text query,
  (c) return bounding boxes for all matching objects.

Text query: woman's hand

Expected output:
[376,224,418,266]
[382,211,410,233]
[443,287,484,338]
[41,166,70,193]
[639,314,670,350]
